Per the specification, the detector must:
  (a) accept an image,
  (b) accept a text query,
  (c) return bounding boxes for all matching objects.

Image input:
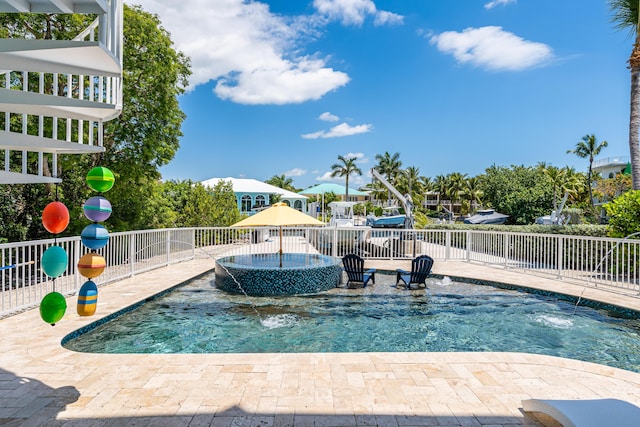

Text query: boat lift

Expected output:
[370,168,414,229]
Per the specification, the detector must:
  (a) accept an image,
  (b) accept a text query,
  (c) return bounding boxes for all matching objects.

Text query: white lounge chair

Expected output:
[522,398,640,427]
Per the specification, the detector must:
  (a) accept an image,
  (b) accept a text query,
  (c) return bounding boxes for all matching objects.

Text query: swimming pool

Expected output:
[63,273,640,373]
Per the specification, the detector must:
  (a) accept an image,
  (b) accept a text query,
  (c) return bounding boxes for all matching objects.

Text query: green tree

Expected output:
[605,190,640,237]
[609,0,640,189]
[567,134,608,209]
[374,151,402,206]
[330,155,362,201]
[481,165,553,224]
[209,180,241,226]
[463,176,483,214]
[543,166,569,213]
[266,174,297,192]
[398,166,421,202]
[180,183,217,227]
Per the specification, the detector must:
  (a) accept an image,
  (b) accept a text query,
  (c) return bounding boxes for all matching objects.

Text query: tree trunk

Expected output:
[628,38,640,190]
[587,159,593,210]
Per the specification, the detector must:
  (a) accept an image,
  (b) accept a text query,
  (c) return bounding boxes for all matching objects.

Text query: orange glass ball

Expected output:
[77,252,106,279]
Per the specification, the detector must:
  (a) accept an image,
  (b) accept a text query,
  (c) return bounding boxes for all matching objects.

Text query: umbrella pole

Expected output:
[279,226,283,268]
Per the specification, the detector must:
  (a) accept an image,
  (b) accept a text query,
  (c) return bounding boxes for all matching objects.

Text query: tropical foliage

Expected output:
[567,134,608,210]
[330,155,362,200]
[605,190,640,238]
[266,174,298,192]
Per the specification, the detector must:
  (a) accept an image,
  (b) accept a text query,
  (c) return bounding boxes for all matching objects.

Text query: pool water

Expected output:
[63,274,640,373]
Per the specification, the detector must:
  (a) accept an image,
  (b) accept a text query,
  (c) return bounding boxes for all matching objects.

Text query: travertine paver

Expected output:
[1,259,640,426]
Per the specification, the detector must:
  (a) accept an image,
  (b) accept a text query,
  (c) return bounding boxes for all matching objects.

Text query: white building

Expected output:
[592,155,630,179]
[200,177,308,215]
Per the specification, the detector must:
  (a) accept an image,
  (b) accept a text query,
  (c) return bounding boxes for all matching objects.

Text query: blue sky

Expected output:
[131,0,632,189]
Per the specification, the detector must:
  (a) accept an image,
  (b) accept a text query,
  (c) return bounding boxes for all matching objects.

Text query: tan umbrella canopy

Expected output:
[231,202,324,265]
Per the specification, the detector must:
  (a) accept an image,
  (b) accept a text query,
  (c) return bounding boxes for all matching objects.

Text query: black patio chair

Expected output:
[396,255,434,288]
[342,254,376,287]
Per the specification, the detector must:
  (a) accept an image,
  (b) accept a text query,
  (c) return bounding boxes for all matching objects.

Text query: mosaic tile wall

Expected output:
[215,253,342,296]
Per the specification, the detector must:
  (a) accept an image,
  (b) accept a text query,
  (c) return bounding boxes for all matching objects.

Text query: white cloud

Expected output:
[319,112,340,122]
[313,0,403,26]
[285,168,307,177]
[429,26,553,71]
[215,58,350,104]
[316,171,338,182]
[344,152,368,163]
[374,10,404,26]
[301,122,373,139]
[316,168,367,185]
[130,0,349,104]
[484,0,516,10]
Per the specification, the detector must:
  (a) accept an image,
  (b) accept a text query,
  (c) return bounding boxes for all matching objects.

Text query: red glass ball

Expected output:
[42,201,70,234]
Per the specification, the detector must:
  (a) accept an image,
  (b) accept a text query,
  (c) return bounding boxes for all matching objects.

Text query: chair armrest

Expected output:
[365,268,376,274]
[396,268,409,274]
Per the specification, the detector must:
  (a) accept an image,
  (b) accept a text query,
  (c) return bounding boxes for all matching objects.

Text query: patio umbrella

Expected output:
[231,202,324,266]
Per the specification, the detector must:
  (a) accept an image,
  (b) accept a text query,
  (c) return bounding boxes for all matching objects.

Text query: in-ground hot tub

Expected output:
[215,253,342,296]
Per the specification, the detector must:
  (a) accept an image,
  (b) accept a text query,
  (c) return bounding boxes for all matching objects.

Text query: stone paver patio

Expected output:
[1,259,640,426]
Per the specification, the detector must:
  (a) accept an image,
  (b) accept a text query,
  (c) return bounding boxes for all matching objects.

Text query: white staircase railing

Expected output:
[0,0,123,184]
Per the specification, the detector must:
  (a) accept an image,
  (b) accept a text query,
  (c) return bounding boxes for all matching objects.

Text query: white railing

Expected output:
[2,227,640,317]
[593,155,630,169]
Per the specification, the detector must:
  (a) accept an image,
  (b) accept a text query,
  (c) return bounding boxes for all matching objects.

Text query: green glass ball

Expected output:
[40,292,67,326]
[86,167,115,192]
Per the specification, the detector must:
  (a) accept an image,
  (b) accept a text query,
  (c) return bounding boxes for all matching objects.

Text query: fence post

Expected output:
[74,238,82,291]
[166,229,171,266]
[445,230,452,261]
[465,230,470,262]
[129,232,135,277]
[503,233,509,269]
[192,228,196,259]
[332,228,337,258]
[556,235,563,279]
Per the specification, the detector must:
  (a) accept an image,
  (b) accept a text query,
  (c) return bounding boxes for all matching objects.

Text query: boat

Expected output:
[463,209,508,225]
[312,202,370,250]
[366,207,409,228]
[328,201,360,227]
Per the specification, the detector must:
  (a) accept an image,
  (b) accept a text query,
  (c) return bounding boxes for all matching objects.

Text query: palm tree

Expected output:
[330,155,362,201]
[463,176,484,212]
[265,174,297,192]
[447,172,468,208]
[399,166,421,203]
[434,174,448,209]
[610,0,640,189]
[567,134,608,209]
[374,152,402,205]
[543,166,571,213]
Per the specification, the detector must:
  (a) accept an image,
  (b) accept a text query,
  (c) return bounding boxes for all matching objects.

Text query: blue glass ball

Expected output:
[81,224,109,250]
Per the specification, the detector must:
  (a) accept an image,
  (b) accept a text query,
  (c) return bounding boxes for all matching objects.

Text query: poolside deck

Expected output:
[1,259,640,426]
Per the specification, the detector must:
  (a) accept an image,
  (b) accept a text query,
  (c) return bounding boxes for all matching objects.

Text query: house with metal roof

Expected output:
[200,177,308,215]
[299,183,369,203]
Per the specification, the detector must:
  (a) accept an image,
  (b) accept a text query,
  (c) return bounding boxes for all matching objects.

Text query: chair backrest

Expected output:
[410,255,434,284]
[342,254,365,282]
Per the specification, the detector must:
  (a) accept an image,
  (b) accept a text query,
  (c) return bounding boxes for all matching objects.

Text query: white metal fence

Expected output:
[2,227,639,317]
